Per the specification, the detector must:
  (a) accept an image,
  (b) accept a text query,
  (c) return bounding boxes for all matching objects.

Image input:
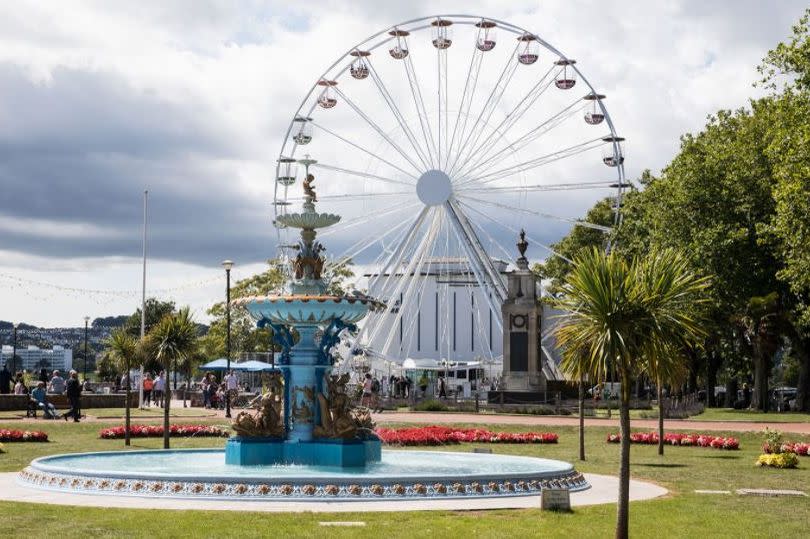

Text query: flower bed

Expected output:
[763,442,810,456]
[757,453,799,469]
[99,425,229,439]
[0,429,48,442]
[375,425,558,446]
[606,431,739,450]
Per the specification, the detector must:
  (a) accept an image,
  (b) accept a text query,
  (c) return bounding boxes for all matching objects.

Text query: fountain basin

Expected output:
[235,295,381,325]
[19,449,588,500]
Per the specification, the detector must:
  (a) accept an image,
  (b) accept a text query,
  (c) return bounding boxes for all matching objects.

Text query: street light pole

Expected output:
[11,322,18,374]
[222,260,234,419]
[83,316,90,382]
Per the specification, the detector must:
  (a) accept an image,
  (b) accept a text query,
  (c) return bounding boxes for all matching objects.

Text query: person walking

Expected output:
[143,373,154,407]
[438,375,447,399]
[361,373,373,408]
[63,370,82,422]
[0,365,11,394]
[224,370,239,408]
[153,371,165,408]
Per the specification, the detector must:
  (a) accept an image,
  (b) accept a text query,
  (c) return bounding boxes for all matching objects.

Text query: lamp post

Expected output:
[11,322,18,374]
[83,316,90,383]
[222,259,234,418]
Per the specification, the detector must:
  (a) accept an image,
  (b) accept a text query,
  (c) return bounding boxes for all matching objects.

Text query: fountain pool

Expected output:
[19,448,588,500]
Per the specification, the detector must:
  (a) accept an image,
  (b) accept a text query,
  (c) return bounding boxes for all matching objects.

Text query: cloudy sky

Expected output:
[0,0,805,327]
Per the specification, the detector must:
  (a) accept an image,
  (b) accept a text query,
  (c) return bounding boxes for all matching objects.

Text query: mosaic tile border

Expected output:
[18,467,588,500]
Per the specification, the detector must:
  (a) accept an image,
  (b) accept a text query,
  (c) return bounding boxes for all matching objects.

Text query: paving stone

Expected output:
[319,522,366,527]
[736,489,807,497]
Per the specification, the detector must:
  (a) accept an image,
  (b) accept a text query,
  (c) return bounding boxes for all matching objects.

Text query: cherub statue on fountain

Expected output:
[231,372,285,438]
[313,372,376,440]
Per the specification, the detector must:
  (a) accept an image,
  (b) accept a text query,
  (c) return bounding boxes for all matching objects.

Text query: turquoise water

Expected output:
[34,449,571,481]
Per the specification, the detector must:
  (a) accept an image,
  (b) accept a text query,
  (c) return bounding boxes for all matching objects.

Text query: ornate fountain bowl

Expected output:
[234,294,384,325]
[275,212,340,230]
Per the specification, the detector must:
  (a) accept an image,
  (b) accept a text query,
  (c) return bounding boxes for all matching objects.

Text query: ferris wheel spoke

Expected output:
[447,40,521,176]
[456,96,586,181]
[456,198,574,264]
[458,135,609,188]
[454,64,559,178]
[445,42,483,171]
[332,86,424,174]
[378,211,440,356]
[402,37,439,168]
[328,211,417,271]
[310,163,415,187]
[286,191,412,204]
[437,45,449,168]
[457,180,621,194]
[366,58,432,170]
[458,193,612,232]
[319,200,420,238]
[310,121,418,179]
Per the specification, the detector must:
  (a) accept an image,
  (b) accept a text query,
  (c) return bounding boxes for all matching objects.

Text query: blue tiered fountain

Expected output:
[226,168,384,467]
[17,166,590,502]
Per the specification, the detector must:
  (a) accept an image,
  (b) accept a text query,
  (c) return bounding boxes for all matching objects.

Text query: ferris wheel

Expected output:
[273,14,626,365]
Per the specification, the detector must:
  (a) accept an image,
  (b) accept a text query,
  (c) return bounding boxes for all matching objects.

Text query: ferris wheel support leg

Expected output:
[443,199,507,322]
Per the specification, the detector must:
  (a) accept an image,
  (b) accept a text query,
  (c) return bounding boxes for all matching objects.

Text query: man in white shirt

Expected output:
[153,372,165,408]
[224,370,238,411]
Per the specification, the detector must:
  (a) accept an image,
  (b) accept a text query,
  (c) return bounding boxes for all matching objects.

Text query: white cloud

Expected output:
[0,0,806,325]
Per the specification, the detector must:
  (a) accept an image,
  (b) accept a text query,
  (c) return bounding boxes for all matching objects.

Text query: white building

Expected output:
[360,257,564,379]
[0,345,73,373]
[364,257,506,365]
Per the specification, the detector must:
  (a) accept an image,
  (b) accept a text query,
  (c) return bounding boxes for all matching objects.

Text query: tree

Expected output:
[738,293,784,411]
[125,298,177,373]
[554,248,707,538]
[143,307,199,449]
[105,329,138,446]
[636,250,709,454]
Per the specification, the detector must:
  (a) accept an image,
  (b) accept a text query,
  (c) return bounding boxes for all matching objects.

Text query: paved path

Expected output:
[373,412,810,434]
[0,472,666,512]
[3,405,809,434]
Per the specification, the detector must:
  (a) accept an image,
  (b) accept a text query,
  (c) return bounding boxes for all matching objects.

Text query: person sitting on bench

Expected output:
[31,381,57,419]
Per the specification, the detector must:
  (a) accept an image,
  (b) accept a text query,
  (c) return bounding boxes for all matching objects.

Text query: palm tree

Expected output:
[636,249,708,456]
[106,329,138,446]
[144,307,199,449]
[554,248,707,539]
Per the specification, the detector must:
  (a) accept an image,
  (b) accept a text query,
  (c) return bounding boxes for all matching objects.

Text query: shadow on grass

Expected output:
[637,463,688,468]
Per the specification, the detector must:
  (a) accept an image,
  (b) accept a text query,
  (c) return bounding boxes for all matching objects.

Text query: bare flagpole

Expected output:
[139,190,148,409]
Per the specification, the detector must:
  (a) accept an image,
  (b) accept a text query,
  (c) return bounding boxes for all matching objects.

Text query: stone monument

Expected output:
[490,230,547,404]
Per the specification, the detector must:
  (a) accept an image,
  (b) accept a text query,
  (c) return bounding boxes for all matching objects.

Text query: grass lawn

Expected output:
[690,408,810,423]
[0,419,809,538]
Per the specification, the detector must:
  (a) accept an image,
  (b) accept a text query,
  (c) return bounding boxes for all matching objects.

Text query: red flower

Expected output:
[0,429,48,442]
[375,426,557,446]
[605,431,739,450]
[98,424,229,439]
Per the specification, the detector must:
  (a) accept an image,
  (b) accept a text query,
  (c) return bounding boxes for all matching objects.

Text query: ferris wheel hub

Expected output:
[416,169,452,206]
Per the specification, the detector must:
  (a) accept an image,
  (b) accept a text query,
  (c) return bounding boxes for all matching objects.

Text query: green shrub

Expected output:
[412,400,449,412]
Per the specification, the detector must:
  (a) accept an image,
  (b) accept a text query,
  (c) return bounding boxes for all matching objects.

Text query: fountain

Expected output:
[16,167,588,502]
[225,159,384,467]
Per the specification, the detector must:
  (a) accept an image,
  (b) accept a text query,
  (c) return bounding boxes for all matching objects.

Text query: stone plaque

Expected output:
[541,488,571,511]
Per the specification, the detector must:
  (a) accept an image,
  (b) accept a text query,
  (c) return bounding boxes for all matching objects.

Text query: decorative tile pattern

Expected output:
[17,468,588,500]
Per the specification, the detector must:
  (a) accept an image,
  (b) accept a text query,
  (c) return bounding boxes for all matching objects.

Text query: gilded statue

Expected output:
[303,173,317,202]
[314,373,374,440]
[231,373,285,438]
